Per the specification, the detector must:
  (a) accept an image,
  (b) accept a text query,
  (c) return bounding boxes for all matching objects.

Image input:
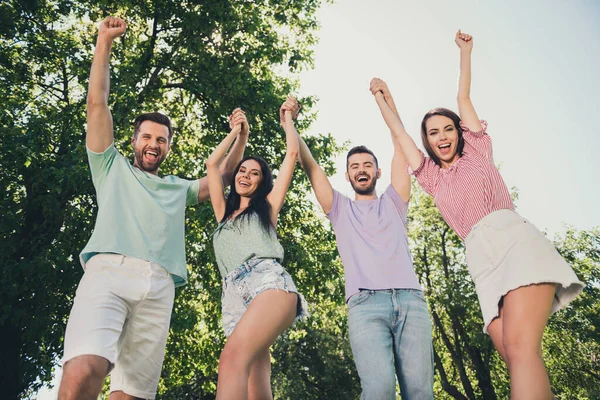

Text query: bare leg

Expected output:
[487,302,507,363]
[248,349,273,400]
[58,355,110,400]
[216,289,297,400]
[502,283,556,400]
[109,390,144,400]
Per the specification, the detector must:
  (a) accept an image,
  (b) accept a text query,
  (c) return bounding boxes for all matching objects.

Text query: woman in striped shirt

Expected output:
[371,31,582,399]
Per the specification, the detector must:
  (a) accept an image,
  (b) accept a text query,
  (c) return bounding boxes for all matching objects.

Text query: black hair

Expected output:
[222,156,274,233]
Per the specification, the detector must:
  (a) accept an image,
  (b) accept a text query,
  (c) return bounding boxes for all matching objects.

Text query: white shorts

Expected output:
[63,253,175,399]
[465,209,583,334]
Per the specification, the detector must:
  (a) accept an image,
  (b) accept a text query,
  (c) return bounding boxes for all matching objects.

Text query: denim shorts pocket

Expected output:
[347,290,372,309]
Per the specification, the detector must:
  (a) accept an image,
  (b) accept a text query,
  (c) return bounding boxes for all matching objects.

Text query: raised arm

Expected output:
[86,17,127,153]
[205,111,245,221]
[369,78,411,202]
[282,98,335,214]
[370,81,423,173]
[266,98,300,226]
[197,108,248,203]
[455,30,483,132]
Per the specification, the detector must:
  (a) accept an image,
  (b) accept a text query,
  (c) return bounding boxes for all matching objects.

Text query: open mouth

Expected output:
[438,143,451,155]
[356,175,369,183]
[238,181,251,188]
[144,149,159,162]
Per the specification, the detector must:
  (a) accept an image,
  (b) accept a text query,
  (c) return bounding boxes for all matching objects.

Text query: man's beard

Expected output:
[134,147,165,173]
[350,174,378,195]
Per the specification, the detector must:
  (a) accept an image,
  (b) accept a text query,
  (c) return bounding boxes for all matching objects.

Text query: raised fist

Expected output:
[455,30,473,51]
[98,17,127,41]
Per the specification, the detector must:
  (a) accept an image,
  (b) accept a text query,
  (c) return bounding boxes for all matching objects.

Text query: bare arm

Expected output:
[369,78,411,201]
[373,91,423,172]
[281,98,334,214]
[86,17,127,153]
[267,100,300,226]
[455,30,483,132]
[197,108,248,203]
[205,113,245,221]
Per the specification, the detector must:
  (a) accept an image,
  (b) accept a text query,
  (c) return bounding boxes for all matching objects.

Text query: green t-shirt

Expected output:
[212,213,284,277]
[80,144,200,287]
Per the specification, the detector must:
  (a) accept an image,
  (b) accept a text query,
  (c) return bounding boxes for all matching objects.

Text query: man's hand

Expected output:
[98,17,127,42]
[279,96,301,125]
[455,29,473,52]
[369,77,394,105]
[229,108,248,137]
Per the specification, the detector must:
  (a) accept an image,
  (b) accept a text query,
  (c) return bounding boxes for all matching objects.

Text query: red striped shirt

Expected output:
[412,120,514,240]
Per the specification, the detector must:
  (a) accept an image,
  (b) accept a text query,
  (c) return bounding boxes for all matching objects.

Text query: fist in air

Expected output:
[99,17,127,41]
[455,30,473,51]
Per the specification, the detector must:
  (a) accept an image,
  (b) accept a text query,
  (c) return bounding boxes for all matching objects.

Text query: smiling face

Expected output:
[424,115,461,168]
[235,159,263,197]
[131,120,171,174]
[346,152,381,195]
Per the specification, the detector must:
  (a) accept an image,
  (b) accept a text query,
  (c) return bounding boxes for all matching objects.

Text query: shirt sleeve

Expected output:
[411,150,440,196]
[383,184,408,221]
[186,179,201,206]
[460,120,492,159]
[86,144,119,189]
[326,189,344,225]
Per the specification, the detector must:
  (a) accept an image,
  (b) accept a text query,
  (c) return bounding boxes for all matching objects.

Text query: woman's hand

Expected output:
[229,108,247,136]
[455,30,473,52]
[279,96,301,125]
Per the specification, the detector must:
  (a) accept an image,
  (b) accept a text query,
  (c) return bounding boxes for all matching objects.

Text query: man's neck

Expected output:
[354,191,378,201]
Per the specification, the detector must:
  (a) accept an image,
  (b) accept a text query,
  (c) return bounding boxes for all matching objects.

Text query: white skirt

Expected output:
[465,209,583,333]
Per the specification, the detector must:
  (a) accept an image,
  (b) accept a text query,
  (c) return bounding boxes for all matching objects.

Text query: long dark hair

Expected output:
[420,108,465,167]
[221,156,274,233]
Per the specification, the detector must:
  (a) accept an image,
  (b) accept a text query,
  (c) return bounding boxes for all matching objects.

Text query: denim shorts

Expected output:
[221,258,309,337]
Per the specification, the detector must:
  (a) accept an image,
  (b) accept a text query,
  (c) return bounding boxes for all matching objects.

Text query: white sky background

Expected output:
[297,0,600,235]
[36,0,599,397]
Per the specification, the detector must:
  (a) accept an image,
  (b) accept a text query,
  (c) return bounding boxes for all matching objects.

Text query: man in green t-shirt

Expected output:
[58,17,248,400]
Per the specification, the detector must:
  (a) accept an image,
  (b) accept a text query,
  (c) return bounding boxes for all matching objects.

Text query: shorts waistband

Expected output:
[224,258,270,282]
[90,253,171,277]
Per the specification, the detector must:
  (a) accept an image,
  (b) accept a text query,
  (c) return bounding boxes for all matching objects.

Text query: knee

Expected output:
[361,375,396,400]
[59,356,108,398]
[362,385,396,400]
[219,341,251,374]
[502,334,542,368]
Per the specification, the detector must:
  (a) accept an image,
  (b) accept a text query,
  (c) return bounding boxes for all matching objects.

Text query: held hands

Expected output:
[455,30,473,51]
[280,96,301,125]
[369,77,393,104]
[229,108,248,136]
[98,17,127,41]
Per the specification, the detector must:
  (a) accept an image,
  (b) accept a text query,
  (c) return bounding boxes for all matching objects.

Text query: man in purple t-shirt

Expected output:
[282,91,433,399]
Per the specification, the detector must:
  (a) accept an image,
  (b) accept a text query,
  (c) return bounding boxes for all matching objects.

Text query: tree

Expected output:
[1,0,347,397]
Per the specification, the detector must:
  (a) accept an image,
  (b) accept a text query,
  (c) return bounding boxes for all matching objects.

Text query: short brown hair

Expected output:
[346,145,379,170]
[133,112,174,141]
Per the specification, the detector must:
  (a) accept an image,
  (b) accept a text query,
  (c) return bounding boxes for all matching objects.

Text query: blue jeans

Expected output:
[348,289,434,400]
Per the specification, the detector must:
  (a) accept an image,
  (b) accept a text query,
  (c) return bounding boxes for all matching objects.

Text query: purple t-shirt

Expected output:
[327,185,421,301]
